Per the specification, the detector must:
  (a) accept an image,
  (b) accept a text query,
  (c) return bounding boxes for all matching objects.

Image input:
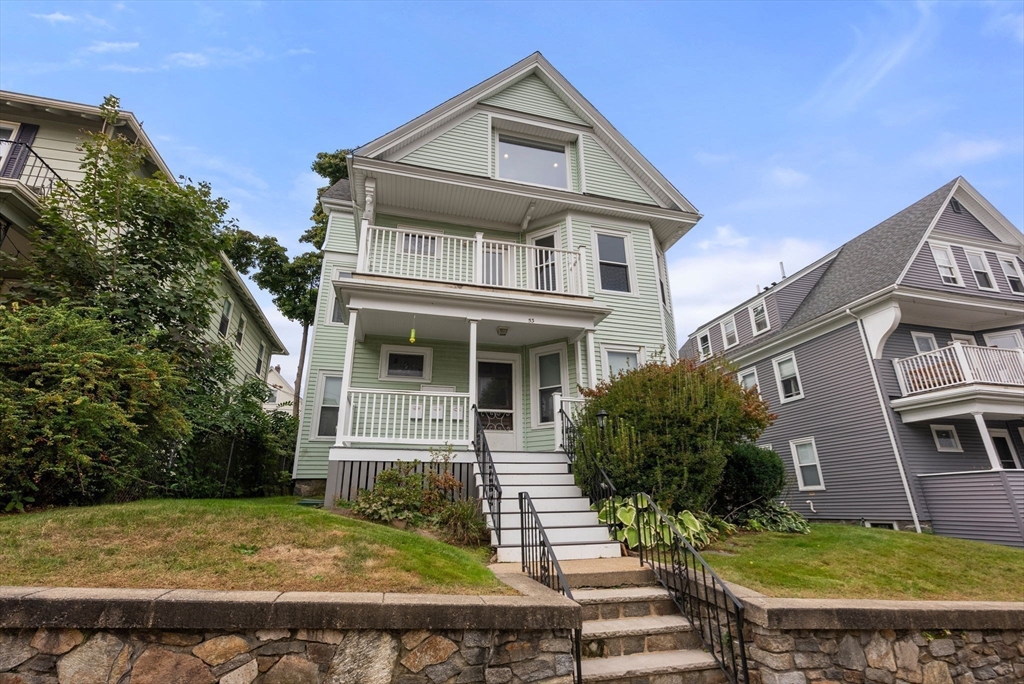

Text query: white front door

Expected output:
[477,354,520,451]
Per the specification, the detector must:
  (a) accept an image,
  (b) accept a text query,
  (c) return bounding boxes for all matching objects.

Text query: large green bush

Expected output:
[713,442,787,518]
[576,357,773,513]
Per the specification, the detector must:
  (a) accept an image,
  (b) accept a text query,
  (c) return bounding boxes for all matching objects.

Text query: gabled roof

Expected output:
[352,52,698,217]
[321,178,351,204]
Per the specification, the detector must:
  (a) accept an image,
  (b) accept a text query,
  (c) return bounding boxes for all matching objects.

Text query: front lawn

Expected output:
[0,498,507,594]
[705,524,1024,602]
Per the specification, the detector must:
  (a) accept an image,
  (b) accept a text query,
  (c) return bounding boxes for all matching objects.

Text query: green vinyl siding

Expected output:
[325,211,358,254]
[581,135,657,205]
[208,276,273,386]
[482,74,587,125]
[398,112,491,177]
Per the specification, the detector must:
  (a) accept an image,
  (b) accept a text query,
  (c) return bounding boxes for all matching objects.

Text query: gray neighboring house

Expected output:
[681,177,1024,547]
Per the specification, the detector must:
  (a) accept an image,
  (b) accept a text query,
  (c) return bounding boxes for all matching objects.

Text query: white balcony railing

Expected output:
[344,388,472,445]
[360,225,588,296]
[893,342,1024,396]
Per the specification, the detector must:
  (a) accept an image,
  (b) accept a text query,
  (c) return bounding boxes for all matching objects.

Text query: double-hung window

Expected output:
[750,300,769,335]
[773,353,803,402]
[930,244,961,286]
[697,331,712,360]
[790,437,824,491]
[738,367,759,393]
[315,374,344,438]
[379,345,433,382]
[604,345,643,377]
[497,135,567,189]
[721,317,738,348]
[965,250,998,291]
[255,341,265,376]
[531,344,566,426]
[234,315,247,348]
[218,300,233,337]
[596,232,631,293]
[999,257,1024,294]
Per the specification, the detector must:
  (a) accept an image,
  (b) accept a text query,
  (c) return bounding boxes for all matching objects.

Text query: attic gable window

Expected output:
[497,135,567,189]
[965,250,998,291]
[930,244,962,286]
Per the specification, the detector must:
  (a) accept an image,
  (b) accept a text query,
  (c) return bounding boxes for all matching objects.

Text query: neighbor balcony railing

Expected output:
[893,342,1024,396]
[343,388,472,445]
[359,225,588,296]
[0,140,77,201]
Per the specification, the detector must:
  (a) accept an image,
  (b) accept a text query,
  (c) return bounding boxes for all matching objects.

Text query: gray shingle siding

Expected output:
[754,322,915,522]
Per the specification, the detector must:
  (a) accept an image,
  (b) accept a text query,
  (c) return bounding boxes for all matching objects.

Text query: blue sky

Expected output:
[2,1,1022,383]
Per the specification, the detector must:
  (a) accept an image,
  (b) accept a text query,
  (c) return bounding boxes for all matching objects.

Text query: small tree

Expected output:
[577,357,773,512]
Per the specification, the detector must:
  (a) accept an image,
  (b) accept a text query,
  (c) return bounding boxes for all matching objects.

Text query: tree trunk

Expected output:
[292,322,309,419]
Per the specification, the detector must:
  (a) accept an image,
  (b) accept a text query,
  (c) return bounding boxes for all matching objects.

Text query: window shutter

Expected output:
[0,124,40,179]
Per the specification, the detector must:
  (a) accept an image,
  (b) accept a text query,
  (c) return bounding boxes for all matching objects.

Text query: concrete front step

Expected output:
[495,541,622,563]
[498,484,584,498]
[492,462,571,475]
[490,451,568,464]
[581,614,701,658]
[580,649,722,684]
[495,510,601,529]
[574,586,678,621]
[491,524,613,547]
[494,496,594,513]
[498,473,576,486]
[561,558,657,589]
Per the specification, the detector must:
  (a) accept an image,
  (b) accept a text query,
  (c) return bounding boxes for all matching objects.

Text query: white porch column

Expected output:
[334,308,359,447]
[468,319,479,408]
[586,329,598,389]
[974,412,1002,470]
[473,233,484,285]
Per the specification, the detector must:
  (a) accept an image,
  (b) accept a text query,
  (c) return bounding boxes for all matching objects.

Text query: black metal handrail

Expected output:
[634,492,749,684]
[562,410,618,534]
[472,406,502,545]
[0,140,78,200]
[518,491,583,684]
[558,407,579,466]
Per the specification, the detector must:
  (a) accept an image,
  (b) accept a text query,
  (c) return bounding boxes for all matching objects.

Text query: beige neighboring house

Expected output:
[0,90,287,383]
[264,365,300,414]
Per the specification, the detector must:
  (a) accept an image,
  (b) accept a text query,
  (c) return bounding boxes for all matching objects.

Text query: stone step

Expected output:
[580,649,722,683]
[495,541,622,563]
[581,614,701,658]
[560,558,656,589]
[574,586,678,621]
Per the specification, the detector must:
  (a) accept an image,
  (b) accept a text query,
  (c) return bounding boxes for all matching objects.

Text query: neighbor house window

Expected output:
[930,244,961,286]
[698,331,712,360]
[773,353,803,402]
[930,424,963,453]
[315,374,343,438]
[596,232,631,293]
[750,300,769,335]
[497,135,567,188]
[738,368,759,393]
[911,331,938,354]
[721,317,738,348]
[255,341,265,376]
[218,300,233,337]
[531,344,566,426]
[965,250,997,291]
[604,346,643,377]
[999,257,1024,294]
[983,330,1024,349]
[790,437,824,491]
[234,315,247,348]
[379,345,433,382]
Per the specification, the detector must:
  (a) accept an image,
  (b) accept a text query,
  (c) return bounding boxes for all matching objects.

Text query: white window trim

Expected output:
[989,428,1022,469]
[865,521,899,531]
[591,226,638,296]
[529,342,569,428]
[378,344,434,383]
[234,315,247,349]
[697,329,713,361]
[964,249,1000,292]
[983,330,1024,349]
[311,370,344,441]
[749,299,770,336]
[998,257,1024,294]
[911,331,938,354]
[495,132,570,191]
[772,352,805,404]
[255,341,266,377]
[929,242,965,288]
[930,424,963,453]
[737,367,760,396]
[0,120,21,165]
[218,299,233,338]
[949,333,977,345]
[759,443,772,452]
[790,437,825,492]
[721,315,739,349]
[601,344,646,379]
[325,266,351,327]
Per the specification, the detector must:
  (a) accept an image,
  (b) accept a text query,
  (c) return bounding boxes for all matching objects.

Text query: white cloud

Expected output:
[985,3,1024,44]
[915,135,1014,168]
[166,52,209,68]
[164,47,263,69]
[285,48,313,56]
[32,11,74,22]
[100,63,152,73]
[87,41,138,53]
[769,166,810,189]
[670,231,824,345]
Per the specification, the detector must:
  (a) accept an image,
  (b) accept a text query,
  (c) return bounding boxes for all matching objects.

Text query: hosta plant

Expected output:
[595,495,716,550]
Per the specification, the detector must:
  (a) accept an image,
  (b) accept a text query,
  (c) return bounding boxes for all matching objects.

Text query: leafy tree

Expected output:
[302,149,350,250]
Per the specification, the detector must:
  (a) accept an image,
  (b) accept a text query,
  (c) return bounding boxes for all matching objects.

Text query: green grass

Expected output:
[704,524,1024,602]
[0,498,508,594]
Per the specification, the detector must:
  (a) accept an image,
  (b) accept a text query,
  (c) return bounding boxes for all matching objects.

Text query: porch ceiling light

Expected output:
[496,326,509,337]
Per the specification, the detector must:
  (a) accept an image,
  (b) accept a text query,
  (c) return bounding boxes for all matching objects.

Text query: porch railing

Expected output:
[473,406,502,545]
[0,140,77,201]
[345,389,472,444]
[519,491,582,684]
[360,225,588,296]
[553,394,585,457]
[893,342,1024,396]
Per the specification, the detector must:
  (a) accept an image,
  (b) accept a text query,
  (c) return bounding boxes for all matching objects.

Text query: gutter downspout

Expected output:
[845,307,922,533]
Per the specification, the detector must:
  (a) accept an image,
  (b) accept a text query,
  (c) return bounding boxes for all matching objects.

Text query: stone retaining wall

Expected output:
[0,574,579,684]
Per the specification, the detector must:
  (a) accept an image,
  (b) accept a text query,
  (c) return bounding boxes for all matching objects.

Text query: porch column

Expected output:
[468,319,479,407]
[334,308,359,447]
[974,412,1002,470]
[586,329,598,389]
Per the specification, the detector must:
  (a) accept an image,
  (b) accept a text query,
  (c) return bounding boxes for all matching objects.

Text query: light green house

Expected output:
[295,53,701,557]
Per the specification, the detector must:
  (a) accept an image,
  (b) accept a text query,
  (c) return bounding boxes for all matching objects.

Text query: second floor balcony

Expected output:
[893,342,1024,396]
[357,225,589,297]
[0,140,75,206]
